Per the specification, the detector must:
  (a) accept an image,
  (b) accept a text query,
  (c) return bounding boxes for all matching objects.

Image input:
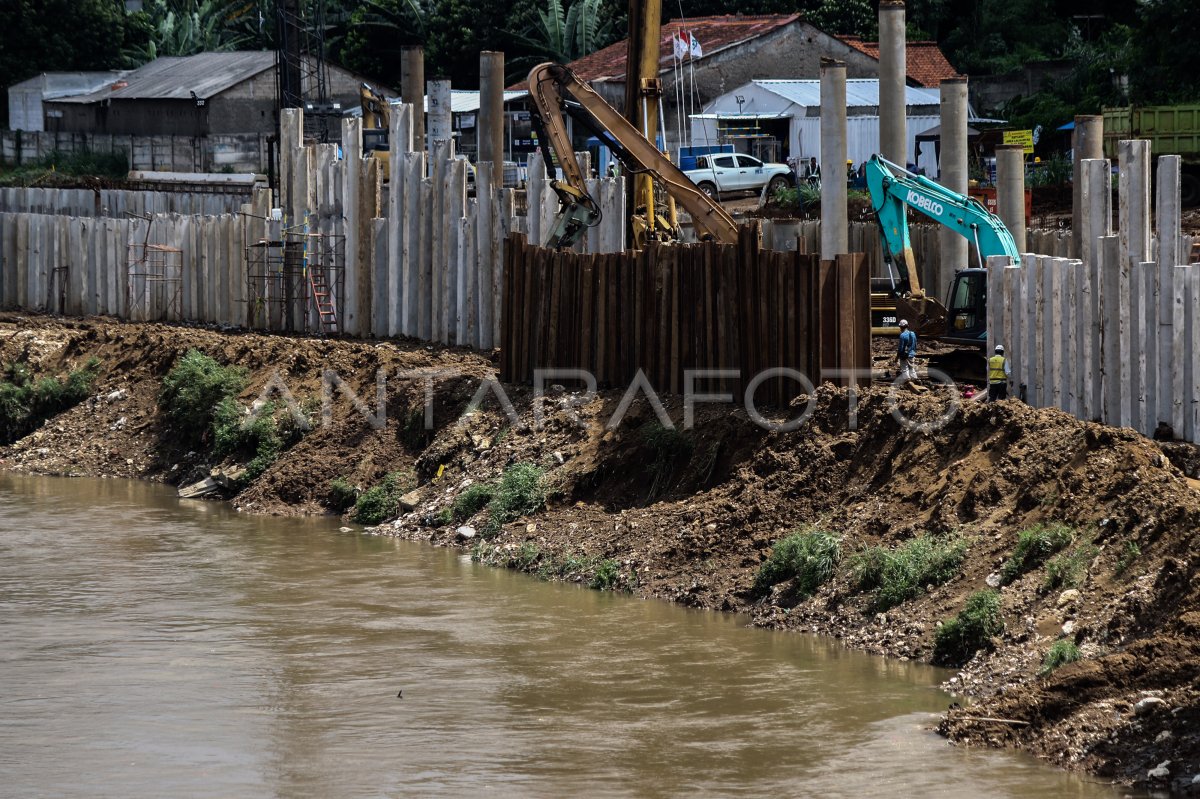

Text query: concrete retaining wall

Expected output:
[0,186,256,217]
[991,150,1200,444]
[0,104,626,352]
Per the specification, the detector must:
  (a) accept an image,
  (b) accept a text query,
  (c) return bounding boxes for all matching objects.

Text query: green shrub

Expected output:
[482,462,545,537]
[1115,541,1141,576]
[1044,544,1099,590]
[1040,639,1082,675]
[0,357,99,444]
[212,399,287,483]
[1000,523,1075,585]
[752,528,841,597]
[590,559,621,590]
[159,350,247,448]
[933,590,1004,666]
[352,470,417,525]
[452,483,494,522]
[853,535,969,611]
[328,477,358,513]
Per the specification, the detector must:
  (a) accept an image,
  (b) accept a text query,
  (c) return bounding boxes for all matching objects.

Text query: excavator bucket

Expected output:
[895,295,948,339]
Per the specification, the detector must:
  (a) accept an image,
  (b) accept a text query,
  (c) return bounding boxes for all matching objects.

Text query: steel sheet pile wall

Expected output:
[500,224,870,405]
[990,151,1200,443]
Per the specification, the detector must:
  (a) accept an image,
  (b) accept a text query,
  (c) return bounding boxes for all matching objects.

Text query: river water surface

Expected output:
[0,473,1129,797]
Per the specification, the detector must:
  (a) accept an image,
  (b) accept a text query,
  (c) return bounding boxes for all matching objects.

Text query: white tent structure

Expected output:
[689,79,987,176]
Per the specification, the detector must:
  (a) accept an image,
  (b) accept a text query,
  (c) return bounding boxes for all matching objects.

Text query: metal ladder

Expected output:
[308,270,338,334]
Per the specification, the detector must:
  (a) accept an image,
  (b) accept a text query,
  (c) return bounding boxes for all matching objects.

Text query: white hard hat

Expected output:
[898,319,909,327]
[995,344,1004,353]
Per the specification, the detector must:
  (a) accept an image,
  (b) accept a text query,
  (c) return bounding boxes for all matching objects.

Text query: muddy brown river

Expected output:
[0,473,1131,797]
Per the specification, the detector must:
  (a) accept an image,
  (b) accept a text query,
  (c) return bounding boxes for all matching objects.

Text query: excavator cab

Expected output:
[943,267,988,345]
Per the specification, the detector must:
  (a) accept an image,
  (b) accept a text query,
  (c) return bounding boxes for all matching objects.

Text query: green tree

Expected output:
[334,0,424,87]
[423,0,510,86]
[0,0,131,125]
[1128,0,1200,103]
[128,0,256,61]
[506,0,617,67]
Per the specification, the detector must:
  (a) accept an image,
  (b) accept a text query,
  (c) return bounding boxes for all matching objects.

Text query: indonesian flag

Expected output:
[672,30,703,60]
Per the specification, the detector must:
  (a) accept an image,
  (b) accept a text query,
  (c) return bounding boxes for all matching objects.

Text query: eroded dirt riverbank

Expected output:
[2,312,1198,792]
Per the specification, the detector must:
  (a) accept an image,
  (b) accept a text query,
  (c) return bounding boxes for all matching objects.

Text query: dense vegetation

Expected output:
[0,358,100,444]
[3,1,1196,133]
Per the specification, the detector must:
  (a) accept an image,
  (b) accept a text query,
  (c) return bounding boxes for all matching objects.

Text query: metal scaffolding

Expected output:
[243,216,344,333]
[126,215,182,321]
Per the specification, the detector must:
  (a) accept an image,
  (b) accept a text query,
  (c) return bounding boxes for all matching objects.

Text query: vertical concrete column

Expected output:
[1021,253,1039,405]
[1078,252,1096,420]
[1173,265,1192,438]
[938,77,968,296]
[1119,139,1152,268]
[401,46,425,153]
[996,144,1026,253]
[878,1,907,166]
[1191,267,1200,442]
[427,79,453,151]
[341,117,362,336]
[1002,263,1021,395]
[1157,155,1182,268]
[985,254,1010,356]
[479,51,506,188]
[1047,257,1065,409]
[1099,235,1129,426]
[1062,260,1080,415]
[1135,260,1158,435]
[280,108,303,215]
[1071,115,1104,258]
[1157,260,1175,432]
[819,58,847,261]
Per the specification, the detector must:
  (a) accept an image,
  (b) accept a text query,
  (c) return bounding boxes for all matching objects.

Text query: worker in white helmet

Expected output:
[988,344,1011,401]
[897,319,917,382]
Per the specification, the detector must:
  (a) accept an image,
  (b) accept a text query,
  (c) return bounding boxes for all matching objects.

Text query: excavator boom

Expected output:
[866,154,1021,349]
[867,154,1019,294]
[526,62,739,249]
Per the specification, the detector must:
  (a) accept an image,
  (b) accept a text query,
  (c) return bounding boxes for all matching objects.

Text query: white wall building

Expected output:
[689,79,989,176]
[7,72,128,132]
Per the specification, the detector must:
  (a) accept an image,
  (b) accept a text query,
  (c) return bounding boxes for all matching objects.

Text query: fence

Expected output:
[0,130,271,174]
[500,224,870,404]
[0,186,255,218]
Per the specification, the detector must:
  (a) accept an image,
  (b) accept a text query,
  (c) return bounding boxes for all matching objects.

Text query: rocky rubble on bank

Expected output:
[3,312,1199,791]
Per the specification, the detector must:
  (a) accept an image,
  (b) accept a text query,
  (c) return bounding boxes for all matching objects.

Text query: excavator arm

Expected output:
[866,154,1019,296]
[526,62,739,249]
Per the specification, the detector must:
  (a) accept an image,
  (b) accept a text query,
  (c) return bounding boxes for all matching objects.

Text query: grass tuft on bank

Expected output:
[752,527,841,598]
[1000,523,1074,585]
[933,590,1004,667]
[0,357,100,444]
[353,470,417,525]
[852,534,969,612]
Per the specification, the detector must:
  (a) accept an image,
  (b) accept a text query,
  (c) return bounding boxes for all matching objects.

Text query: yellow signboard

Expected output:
[1003,129,1035,154]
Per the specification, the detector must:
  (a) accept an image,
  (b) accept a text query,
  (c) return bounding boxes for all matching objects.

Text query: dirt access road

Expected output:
[2,313,1199,792]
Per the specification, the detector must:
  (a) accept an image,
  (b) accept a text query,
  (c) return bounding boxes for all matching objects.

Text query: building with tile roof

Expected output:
[543,13,959,156]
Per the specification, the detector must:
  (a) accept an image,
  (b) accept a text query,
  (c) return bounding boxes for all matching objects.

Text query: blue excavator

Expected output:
[866,154,1020,349]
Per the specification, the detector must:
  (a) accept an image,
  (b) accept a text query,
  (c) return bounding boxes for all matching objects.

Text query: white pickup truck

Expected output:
[683,153,794,198]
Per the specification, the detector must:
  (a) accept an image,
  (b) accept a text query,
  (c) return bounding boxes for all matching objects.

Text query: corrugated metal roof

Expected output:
[753,79,941,108]
[421,90,528,114]
[7,71,129,97]
[52,52,277,104]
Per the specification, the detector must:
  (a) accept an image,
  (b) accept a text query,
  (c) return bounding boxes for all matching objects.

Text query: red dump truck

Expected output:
[1103,104,1200,206]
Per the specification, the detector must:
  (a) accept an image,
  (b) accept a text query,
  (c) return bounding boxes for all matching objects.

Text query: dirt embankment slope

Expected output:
[2,313,1199,791]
